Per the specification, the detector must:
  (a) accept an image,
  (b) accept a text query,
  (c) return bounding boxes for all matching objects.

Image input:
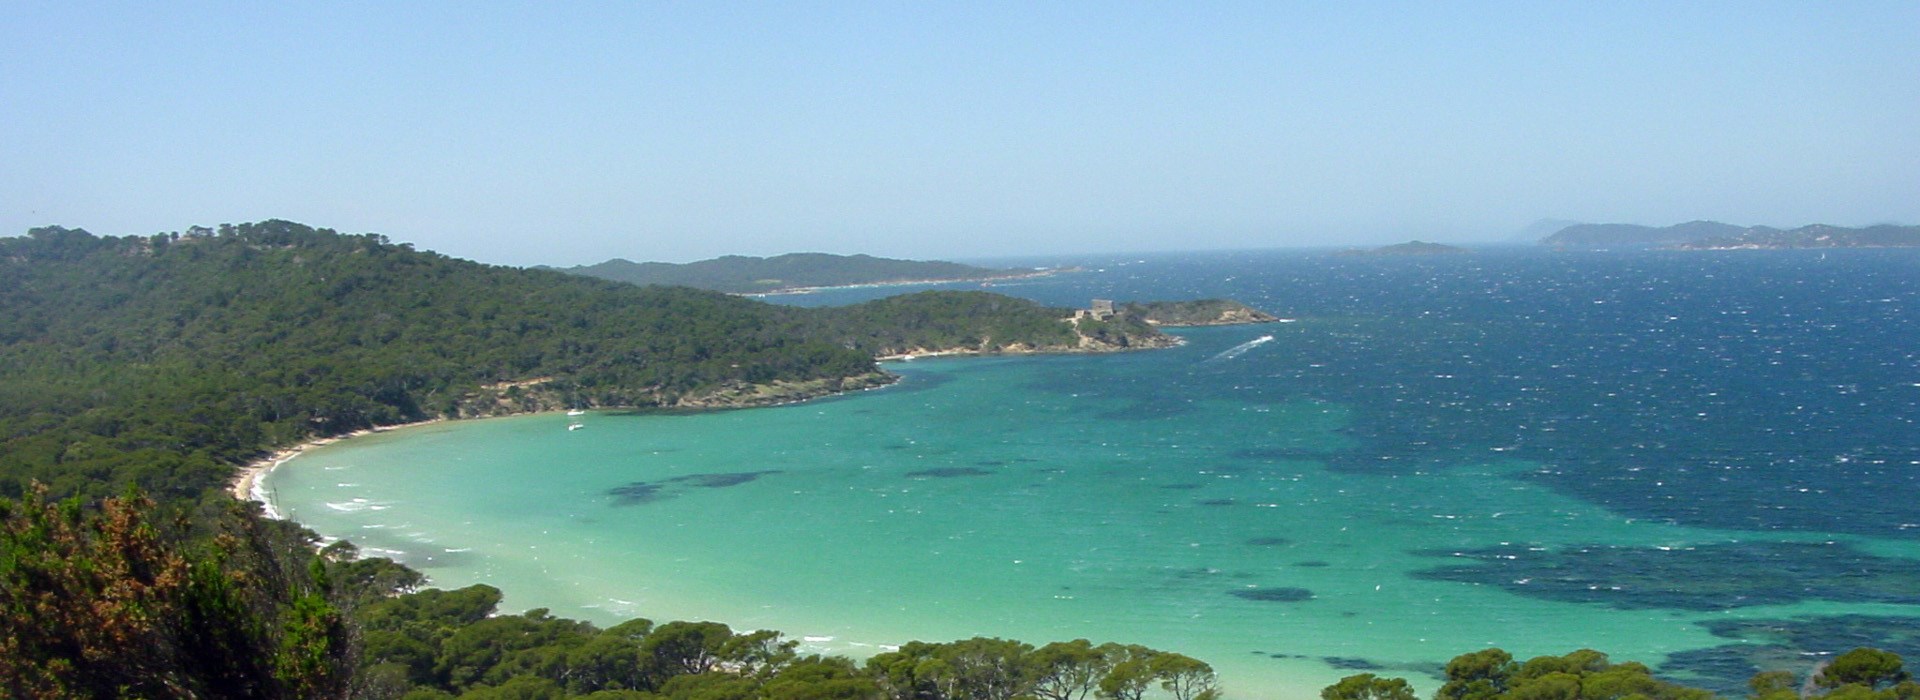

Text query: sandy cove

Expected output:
[229,418,445,508]
[232,334,1198,505]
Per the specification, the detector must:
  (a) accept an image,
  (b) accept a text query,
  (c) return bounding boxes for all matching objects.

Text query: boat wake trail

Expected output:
[1207,335,1274,362]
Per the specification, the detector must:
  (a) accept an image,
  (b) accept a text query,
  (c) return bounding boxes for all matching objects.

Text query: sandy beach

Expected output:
[229,418,444,509]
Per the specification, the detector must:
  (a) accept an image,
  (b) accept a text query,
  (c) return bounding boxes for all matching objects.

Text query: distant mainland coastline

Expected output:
[546,251,1076,295]
[1538,220,1920,249]
[744,267,1075,297]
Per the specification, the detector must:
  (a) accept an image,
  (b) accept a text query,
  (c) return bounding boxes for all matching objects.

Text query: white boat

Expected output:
[567,423,584,431]
[566,409,586,416]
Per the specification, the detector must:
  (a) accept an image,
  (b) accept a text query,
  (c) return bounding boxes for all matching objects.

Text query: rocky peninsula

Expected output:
[1121,299,1282,326]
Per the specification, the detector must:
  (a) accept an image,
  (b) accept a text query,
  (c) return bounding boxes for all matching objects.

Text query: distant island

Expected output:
[1339,240,1468,256]
[548,252,1060,294]
[1540,221,1920,249]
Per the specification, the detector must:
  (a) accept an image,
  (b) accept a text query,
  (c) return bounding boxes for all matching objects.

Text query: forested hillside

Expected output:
[0,222,864,502]
[0,222,1162,503]
[813,290,1171,355]
[1121,300,1279,327]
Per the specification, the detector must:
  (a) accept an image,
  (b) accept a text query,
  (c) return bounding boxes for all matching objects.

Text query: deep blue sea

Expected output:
[271,247,1920,697]
[791,247,1920,539]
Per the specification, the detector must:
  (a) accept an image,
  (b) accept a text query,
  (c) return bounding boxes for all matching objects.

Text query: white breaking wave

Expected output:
[324,497,392,513]
[1206,335,1274,362]
[250,472,283,520]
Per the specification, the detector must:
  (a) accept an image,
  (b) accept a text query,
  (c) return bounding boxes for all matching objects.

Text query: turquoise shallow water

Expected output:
[269,249,1920,698]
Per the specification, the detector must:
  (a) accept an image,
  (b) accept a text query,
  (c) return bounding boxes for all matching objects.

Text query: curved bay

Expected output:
[269,249,1920,698]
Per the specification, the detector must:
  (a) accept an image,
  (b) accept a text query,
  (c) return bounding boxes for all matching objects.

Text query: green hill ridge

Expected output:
[0,221,1171,502]
[550,252,1043,294]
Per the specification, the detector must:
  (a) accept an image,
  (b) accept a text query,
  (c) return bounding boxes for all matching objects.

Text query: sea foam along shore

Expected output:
[231,418,445,518]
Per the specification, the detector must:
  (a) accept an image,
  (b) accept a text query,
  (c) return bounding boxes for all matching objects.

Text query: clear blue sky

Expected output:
[3,2,1915,265]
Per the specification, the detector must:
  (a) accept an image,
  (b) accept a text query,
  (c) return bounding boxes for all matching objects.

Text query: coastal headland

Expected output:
[235,294,1281,505]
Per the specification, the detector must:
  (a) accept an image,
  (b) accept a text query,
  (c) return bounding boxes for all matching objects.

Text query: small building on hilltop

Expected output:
[1073,299,1117,321]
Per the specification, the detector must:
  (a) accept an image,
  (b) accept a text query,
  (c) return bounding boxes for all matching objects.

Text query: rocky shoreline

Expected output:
[878,333,1188,362]
[670,371,899,409]
[1123,299,1282,327]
